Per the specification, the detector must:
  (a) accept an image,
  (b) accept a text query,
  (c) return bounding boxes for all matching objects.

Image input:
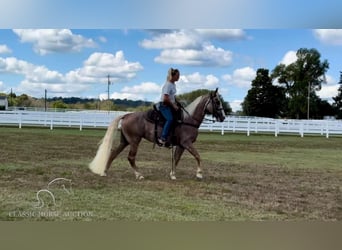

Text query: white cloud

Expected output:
[122,82,161,94]
[102,81,162,101]
[316,75,339,101]
[13,29,97,55]
[280,50,297,65]
[155,45,233,66]
[0,45,11,54]
[177,72,219,94]
[0,57,39,75]
[0,51,143,97]
[317,84,339,100]
[313,29,342,45]
[230,99,243,112]
[222,67,256,88]
[140,29,237,67]
[67,51,143,83]
[0,81,5,91]
[140,30,200,49]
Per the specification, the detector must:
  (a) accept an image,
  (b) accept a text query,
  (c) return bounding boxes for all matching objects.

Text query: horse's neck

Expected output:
[184,95,208,124]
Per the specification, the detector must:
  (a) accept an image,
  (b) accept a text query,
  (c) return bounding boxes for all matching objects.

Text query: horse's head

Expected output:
[206,88,226,122]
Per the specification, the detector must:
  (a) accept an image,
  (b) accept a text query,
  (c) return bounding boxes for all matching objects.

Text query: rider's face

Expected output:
[172,72,180,82]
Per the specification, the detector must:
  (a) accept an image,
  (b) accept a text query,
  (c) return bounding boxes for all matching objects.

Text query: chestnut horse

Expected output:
[89,88,225,180]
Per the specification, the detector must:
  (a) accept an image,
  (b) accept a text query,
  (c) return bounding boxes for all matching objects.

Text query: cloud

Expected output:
[67,51,143,83]
[0,45,11,54]
[316,75,339,101]
[102,81,161,101]
[13,29,97,55]
[0,51,143,97]
[121,82,161,94]
[0,81,4,91]
[313,29,342,45]
[177,72,219,94]
[140,30,200,49]
[140,29,238,67]
[317,84,339,101]
[280,50,297,65]
[230,99,243,112]
[155,45,233,66]
[222,67,256,88]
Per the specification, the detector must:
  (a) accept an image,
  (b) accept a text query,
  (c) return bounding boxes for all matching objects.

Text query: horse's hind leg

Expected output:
[105,142,128,175]
[127,142,144,180]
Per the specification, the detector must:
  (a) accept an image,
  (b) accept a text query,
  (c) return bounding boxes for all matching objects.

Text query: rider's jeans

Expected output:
[159,104,173,140]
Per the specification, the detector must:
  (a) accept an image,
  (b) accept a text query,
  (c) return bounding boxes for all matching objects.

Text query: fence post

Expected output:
[50,115,53,130]
[19,112,22,129]
[247,119,250,136]
[300,121,304,137]
[80,113,83,131]
[233,117,236,133]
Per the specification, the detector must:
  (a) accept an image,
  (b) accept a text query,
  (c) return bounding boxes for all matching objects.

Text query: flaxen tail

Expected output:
[89,115,123,176]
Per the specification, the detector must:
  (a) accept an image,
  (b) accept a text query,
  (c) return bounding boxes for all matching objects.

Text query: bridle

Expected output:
[179,90,225,128]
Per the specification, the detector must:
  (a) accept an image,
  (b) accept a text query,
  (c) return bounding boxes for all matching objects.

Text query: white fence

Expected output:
[1,110,342,138]
[0,110,129,130]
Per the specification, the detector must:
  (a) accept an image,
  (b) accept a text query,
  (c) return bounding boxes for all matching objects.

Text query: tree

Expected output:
[16,94,32,107]
[52,100,68,109]
[242,68,286,118]
[332,71,342,119]
[272,48,329,119]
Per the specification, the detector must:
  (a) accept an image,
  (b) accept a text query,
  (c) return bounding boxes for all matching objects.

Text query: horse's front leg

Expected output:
[185,144,203,179]
[170,146,185,180]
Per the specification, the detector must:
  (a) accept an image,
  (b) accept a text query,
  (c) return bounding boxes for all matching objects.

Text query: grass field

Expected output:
[0,126,341,221]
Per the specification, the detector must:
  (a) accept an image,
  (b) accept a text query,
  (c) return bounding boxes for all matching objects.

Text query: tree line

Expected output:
[242,48,342,119]
[1,89,233,114]
[1,93,154,111]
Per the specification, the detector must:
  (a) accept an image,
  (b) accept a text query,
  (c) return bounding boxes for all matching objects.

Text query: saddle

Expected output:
[145,103,183,147]
[145,103,166,126]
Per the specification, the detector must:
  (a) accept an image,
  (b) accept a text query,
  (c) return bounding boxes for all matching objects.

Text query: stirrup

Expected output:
[157,138,166,146]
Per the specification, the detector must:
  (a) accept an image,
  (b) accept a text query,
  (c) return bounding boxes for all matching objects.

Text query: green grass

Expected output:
[197,133,342,170]
[0,126,341,221]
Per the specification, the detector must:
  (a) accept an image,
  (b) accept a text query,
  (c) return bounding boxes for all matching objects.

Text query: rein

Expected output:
[178,95,218,128]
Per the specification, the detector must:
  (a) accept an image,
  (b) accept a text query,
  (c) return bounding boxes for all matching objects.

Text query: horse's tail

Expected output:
[89,115,123,176]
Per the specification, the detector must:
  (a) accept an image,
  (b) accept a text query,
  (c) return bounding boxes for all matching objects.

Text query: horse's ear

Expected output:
[215,88,218,94]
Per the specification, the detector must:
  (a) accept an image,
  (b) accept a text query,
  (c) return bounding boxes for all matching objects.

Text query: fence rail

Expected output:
[1,110,342,138]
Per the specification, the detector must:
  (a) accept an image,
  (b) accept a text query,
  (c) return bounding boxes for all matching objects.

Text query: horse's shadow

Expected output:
[34,178,73,209]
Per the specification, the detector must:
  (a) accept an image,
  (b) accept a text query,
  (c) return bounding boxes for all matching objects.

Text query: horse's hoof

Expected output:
[170,175,177,181]
[136,175,144,180]
[100,172,107,177]
[196,173,203,180]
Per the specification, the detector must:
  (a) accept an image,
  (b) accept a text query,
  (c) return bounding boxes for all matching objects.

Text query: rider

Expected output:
[158,68,180,146]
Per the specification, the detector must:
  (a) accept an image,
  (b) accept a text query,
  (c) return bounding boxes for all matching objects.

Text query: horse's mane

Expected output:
[184,95,205,117]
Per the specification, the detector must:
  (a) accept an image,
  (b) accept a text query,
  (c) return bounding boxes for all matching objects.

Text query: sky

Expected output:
[0,1,342,112]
